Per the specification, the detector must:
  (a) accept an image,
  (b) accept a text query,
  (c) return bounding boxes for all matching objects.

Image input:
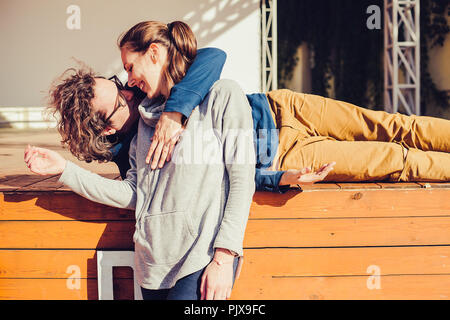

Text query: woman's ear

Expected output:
[147,43,159,63]
[102,126,116,136]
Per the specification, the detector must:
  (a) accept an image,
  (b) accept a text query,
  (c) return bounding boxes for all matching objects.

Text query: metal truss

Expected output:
[261,0,278,92]
[384,0,421,115]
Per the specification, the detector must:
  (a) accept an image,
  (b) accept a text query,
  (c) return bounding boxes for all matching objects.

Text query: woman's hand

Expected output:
[24,145,67,175]
[200,248,235,300]
[146,111,185,169]
[279,162,336,186]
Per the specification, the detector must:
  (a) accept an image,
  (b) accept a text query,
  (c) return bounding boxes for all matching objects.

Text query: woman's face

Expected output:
[121,43,168,99]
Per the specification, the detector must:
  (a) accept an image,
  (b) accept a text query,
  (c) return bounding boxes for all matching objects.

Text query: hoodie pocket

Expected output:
[140,210,198,266]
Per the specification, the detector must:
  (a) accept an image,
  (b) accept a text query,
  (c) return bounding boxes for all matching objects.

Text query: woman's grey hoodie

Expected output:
[58,79,256,289]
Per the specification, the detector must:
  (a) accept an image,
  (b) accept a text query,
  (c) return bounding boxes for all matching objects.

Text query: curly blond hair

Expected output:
[48,66,114,163]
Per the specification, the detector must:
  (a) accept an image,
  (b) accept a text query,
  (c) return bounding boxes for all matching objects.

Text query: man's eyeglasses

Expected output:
[105,75,127,123]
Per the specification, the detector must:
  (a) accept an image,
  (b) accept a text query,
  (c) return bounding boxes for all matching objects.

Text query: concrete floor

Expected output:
[0,128,119,178]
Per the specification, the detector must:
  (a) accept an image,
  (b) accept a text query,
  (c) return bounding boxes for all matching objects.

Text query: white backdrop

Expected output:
[0,0,261,109]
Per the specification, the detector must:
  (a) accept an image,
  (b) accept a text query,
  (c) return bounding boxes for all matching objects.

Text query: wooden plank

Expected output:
[3,188,448,221]
[375,182,422,189]
[231,274,450,300]
[296,182,341,191]
[3,246,450,279]
[0,175,54,192]
[0,192,134,221]
[0,278,134,300]
[250,188,450,219]
[0,250,97,279]
[0,250,134,279]
[2,188,449,221]
[243,217,450,248]
[239,247,450,277]
[0,175,22,184]
[2,217,450,249]
[0,221,135,249]
[0,279,96,300]
[336,182,381,190]
[112,269,135,300]
[18,175,63,191]
[2,273,449,300]
[416,182,450,189]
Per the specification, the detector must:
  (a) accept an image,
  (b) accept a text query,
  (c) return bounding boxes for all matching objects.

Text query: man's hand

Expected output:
[279,162,336,186]
[200,248,235,300]
[24,145,67,175]
[146,111,185,169]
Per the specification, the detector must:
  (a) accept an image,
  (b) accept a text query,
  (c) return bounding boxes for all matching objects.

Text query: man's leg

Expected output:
[397,148,450,182]
[279,138,450,182]
[267,89,450,153]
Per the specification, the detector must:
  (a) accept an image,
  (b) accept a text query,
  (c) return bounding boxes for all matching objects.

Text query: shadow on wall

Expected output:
[1,0,261,108]
[183,0,259,45]
[110,0,260,81]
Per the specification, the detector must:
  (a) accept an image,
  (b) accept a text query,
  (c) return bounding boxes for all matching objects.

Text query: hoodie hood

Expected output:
[138,96,166,128]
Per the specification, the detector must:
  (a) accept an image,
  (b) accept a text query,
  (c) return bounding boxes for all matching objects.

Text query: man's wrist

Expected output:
[279,171,289,186]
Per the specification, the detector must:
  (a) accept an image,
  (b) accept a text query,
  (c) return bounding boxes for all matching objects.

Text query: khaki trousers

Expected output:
[266,89,450,182]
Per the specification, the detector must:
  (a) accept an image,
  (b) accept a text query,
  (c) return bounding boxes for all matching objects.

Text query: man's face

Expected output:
[91,77,140,135]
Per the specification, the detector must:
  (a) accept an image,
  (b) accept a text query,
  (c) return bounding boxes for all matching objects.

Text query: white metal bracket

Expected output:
[97,251,143,300]
[384,0,421,115]
[261,0,278,92]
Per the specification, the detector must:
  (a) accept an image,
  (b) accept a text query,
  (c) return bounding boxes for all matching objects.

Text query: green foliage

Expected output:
[278,0,449,113]
[420,0,450,114]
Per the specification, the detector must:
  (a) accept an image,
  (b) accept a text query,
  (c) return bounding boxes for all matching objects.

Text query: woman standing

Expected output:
[25,21,255,300]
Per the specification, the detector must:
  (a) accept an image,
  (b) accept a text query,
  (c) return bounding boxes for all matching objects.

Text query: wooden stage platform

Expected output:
[1,173,450,300]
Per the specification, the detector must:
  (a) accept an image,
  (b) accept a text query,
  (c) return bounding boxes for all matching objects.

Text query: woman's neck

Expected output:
[161,76,174,99]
